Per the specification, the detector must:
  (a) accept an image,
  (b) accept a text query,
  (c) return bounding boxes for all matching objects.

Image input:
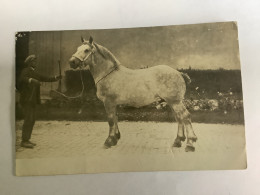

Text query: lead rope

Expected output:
[53,49,95,100]
[53,47,116,99]
[52,68,85,99]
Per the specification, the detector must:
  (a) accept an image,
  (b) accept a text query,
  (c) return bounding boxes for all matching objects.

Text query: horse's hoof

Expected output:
[185,145,195,152]
[115,132,121,140]
[104,136,117,148]
[179,136,186,142]
[173,140,182,148]
[103,144,110,149]
[190,136,198,142]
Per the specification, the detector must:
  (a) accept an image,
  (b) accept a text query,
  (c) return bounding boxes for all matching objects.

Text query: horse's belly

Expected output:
[115,80,157,107]
[118,92,156,107]
[96,86,156,107]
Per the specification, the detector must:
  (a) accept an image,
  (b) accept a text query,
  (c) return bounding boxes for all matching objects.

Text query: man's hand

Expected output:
[55,75,62,80]
[30,78,40,86]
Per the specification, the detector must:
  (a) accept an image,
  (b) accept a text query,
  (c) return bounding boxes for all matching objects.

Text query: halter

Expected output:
[55,45,95,99]
[72,46,96,68]
[72,43,119,85]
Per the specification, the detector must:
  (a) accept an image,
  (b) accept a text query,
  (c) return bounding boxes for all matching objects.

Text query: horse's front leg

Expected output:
[104,100,120,148]
[114,112,121,140]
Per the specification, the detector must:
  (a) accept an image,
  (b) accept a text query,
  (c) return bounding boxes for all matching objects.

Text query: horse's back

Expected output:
[98,64,186,106]
[146,65,185,85]
[126,65,186,98]
[149,65,180,74]
[121,65,181,79]
[116,64,185,92]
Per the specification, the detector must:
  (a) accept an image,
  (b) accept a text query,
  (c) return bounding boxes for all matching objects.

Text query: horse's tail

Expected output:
[181,72,191,85]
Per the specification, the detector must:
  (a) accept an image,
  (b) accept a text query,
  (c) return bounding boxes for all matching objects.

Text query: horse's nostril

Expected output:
[69,58,79,69]
[69,59,75,66]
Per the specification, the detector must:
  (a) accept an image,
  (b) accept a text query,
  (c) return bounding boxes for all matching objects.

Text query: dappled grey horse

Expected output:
[69,36,197,152]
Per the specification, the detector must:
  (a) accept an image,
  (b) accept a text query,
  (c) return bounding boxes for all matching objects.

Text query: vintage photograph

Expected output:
[15,22,246,176]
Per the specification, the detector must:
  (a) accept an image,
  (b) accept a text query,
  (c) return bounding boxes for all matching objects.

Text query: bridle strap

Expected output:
[72,49,95,68]
[95,65,118,84]
[72,45,118,85]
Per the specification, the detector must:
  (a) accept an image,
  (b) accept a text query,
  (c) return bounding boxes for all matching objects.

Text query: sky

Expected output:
[79,21,241,70]
[26,21,241,72]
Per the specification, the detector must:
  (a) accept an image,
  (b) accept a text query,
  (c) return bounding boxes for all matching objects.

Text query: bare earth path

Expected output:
[15,121,246,176]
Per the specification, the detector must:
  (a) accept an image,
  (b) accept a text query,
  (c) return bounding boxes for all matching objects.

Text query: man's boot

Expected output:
[21,141,34,148]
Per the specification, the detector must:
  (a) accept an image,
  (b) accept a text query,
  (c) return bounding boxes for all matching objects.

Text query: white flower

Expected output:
[230,92,233,95]
[208,99,219,110]
[156,105,162,110]
[195,87,199,90]
[193,106,200,111]
[161,102,167,107]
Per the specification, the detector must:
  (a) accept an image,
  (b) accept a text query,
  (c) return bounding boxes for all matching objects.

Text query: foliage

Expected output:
[179,68,243,99]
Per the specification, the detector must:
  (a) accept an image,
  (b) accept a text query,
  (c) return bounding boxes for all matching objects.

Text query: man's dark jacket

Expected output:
[18,67,57,105]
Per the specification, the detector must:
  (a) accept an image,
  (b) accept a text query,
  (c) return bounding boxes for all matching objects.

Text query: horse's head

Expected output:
[69,36,95,69]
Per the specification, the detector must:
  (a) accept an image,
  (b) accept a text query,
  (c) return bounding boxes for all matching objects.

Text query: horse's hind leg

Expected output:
[173,121,186,148]
[103,100,120,148]
[170,100,197,152]
[184,118,197,152]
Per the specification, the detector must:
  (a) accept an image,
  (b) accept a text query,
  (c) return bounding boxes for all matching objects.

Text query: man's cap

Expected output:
[24,55,36,64]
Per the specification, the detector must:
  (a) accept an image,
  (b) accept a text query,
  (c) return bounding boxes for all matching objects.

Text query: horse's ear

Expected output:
[89,36,93,44]
[81,36,85,43]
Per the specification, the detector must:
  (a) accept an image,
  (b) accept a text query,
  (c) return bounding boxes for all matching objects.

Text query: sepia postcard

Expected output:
[15,21,247,176]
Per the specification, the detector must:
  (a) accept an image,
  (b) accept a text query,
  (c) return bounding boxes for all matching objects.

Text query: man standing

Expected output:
[18,55,62,148]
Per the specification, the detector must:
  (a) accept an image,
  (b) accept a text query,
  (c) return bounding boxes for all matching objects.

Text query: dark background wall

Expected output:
[15,32,29,90]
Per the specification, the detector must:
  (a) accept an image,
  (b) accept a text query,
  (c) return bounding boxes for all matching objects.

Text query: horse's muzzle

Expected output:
[69,57,79,69]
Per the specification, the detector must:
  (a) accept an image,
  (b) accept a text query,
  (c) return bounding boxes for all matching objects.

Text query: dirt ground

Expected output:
[15,121,247,176]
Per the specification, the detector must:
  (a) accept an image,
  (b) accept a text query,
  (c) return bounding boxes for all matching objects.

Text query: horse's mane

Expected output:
[93,43,121,67]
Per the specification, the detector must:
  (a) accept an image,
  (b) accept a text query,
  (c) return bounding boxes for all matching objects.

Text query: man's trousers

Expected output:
[22,103,36,142]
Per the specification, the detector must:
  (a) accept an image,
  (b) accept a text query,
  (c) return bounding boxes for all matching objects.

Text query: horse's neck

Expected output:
[89,53,116,83]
